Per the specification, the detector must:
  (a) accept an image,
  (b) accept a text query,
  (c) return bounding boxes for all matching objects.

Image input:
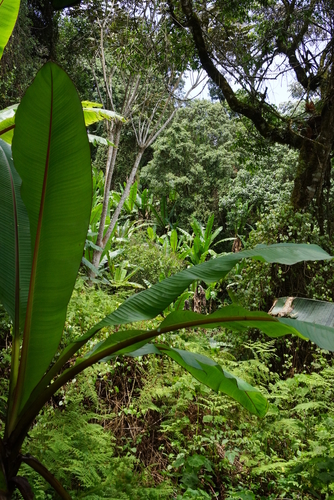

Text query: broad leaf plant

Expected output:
[1,3,334,499]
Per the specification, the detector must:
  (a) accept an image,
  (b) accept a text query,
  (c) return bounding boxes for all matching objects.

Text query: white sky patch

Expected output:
[266,75,294,105]
[184,67,296,106]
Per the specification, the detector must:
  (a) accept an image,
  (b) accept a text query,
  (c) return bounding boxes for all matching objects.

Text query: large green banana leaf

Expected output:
[0,0,20,60]
[26,245,328,415]
[34,243,330,390]
[86,243,330,331]
[10,62,92,416]
[53,294,334,419]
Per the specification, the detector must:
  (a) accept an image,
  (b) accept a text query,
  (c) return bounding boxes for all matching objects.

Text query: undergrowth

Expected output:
[17,295,334,499]
[2,242,334,499]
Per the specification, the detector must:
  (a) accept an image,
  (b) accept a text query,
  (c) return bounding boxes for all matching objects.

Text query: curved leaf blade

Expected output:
[75,306,300,370]
[83,107,125,126]
[12,62,92,412]
[159,307,300,338]
[74,307,298,366]
[27,291,334,424]
[30,244,331,406]
[85,243,330,333]
[158,345,268,417]
[104,342,268,417]
[0,0,20,60]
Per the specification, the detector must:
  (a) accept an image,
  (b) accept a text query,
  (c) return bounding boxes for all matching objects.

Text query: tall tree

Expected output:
[167,0,334,214]
[72,0,204,276]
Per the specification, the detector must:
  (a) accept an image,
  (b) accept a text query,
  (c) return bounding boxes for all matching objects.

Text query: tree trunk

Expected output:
[103,148,145,247]
[292,141,332,210]
[87,125,122,281]
[292,85,334,210]
[0,489,11,500]
[96,124,122,250]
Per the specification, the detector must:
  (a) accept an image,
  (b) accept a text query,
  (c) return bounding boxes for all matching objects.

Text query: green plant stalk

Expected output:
[21,455,71,500]
[9,314,279,449]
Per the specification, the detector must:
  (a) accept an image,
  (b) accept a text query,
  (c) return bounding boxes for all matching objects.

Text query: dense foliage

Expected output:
[141,100,298,233]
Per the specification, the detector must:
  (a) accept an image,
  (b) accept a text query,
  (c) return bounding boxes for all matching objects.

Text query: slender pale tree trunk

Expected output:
[89,147,145,277]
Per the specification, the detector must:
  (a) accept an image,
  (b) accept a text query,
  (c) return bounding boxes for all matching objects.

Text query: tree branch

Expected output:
[174,0,302,148]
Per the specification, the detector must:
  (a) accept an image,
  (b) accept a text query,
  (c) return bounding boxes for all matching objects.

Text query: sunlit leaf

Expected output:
[0,104,18,144]
[83,107,125,126]
[0,0,20,60]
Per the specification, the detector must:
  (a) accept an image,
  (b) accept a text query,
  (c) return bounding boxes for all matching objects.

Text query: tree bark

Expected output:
[292,82,334,209]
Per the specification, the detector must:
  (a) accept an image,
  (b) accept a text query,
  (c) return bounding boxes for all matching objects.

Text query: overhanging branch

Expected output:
[174,0,302,149]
